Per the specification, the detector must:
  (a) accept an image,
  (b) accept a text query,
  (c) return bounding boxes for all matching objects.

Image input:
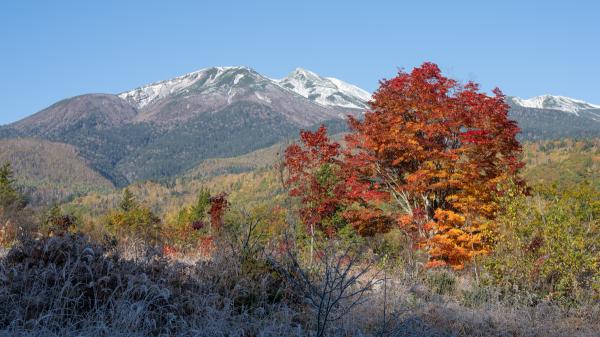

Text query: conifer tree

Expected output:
[0,162,26,211]
[119,188,137,212]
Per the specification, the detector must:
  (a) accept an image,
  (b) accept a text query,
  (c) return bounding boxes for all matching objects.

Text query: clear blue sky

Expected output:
[1,0,599,125]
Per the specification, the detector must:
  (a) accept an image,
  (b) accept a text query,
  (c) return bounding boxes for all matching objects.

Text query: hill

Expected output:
[0,138,114,205]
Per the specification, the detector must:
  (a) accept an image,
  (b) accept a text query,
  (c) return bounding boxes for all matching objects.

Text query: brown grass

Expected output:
[1,234,598,337]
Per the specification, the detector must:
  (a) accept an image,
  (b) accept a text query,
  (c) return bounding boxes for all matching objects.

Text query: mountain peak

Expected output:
[118,66,372,111]
[118,66,268,109]
[277,69,371,110]
[290,67,320,78]
[509,95,600,114]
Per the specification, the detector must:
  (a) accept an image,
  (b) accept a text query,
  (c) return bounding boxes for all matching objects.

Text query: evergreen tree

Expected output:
[119,188,137,212]
[0,162,26,211]
[189,188,211,223]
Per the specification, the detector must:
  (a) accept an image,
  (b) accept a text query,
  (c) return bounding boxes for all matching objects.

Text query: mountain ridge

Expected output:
[0,67,369,187]
[2,66,600,191]
[508,95,600,114]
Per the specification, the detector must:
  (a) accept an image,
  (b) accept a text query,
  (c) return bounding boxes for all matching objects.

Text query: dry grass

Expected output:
[352,273,600,337]
[0,234,305,337]
[0,234,598,337]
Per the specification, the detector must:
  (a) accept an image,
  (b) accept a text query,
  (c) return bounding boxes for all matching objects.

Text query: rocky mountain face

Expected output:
[118,66,355,126]
[276,68,371,110]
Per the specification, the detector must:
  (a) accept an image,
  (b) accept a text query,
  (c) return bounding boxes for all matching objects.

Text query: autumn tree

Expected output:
[284,126,347,237]
[284,126,351,264]
[345,62,524,269]
[208,192,229,231]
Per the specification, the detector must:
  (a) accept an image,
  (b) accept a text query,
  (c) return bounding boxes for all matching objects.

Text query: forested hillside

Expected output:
[0,138,114,205]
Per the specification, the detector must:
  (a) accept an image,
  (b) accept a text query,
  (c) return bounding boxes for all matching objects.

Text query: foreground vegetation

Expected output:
[1,64,599,336]
[1,224,598,337]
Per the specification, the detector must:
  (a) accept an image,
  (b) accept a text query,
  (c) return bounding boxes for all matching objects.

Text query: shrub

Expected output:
[485,182,600,305]
[424,269,457,296]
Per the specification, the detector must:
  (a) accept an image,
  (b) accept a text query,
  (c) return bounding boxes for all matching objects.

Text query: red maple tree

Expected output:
[345,62,525,269]
[284,125,346,237]
[285,63,525,269]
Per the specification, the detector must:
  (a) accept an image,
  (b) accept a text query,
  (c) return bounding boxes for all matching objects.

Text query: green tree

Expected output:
[43,203,78,236]
[107,188,161,246]
[119,188,138,212]
[0,162,30,245]
[189,187,211,224]
[0,162,26,211]
[106,207,161,246]
[166,188,212,249]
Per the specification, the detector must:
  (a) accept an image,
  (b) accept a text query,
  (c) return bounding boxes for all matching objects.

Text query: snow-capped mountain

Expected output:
[508,95,600,114]
[3,66,371,184]
[507,95,600,140]
[276,68,371,109]
[119,66,363,126]
[120,66,372,112]
[119,66,270,110]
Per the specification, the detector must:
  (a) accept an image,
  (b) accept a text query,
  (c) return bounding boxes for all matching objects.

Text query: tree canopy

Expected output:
[285,63,526,269]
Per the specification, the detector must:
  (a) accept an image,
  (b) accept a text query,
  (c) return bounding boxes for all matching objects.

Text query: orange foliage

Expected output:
[285,63,525,269]
[344,62,525,269]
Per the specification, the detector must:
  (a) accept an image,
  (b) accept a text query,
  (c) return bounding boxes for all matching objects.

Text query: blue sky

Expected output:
[1,0,599,125]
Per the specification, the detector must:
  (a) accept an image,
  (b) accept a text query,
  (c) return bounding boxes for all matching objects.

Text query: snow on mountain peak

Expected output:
[510,95,600,114]
[118,66,372,110]
[118,66,261,109]
[276,69,371,110]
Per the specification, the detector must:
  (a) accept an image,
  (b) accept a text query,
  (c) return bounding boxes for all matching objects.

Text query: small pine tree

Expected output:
[189,188,211,224]
[0,162,26,211]
[0,162,31,244]
[119,188,137,212]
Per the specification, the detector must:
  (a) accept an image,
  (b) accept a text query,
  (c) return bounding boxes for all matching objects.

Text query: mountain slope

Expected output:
[0,138,114,205]
[10,94,138,136]
[115,101,304,182]
[1,67,368,187]
[507,95,600,140]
